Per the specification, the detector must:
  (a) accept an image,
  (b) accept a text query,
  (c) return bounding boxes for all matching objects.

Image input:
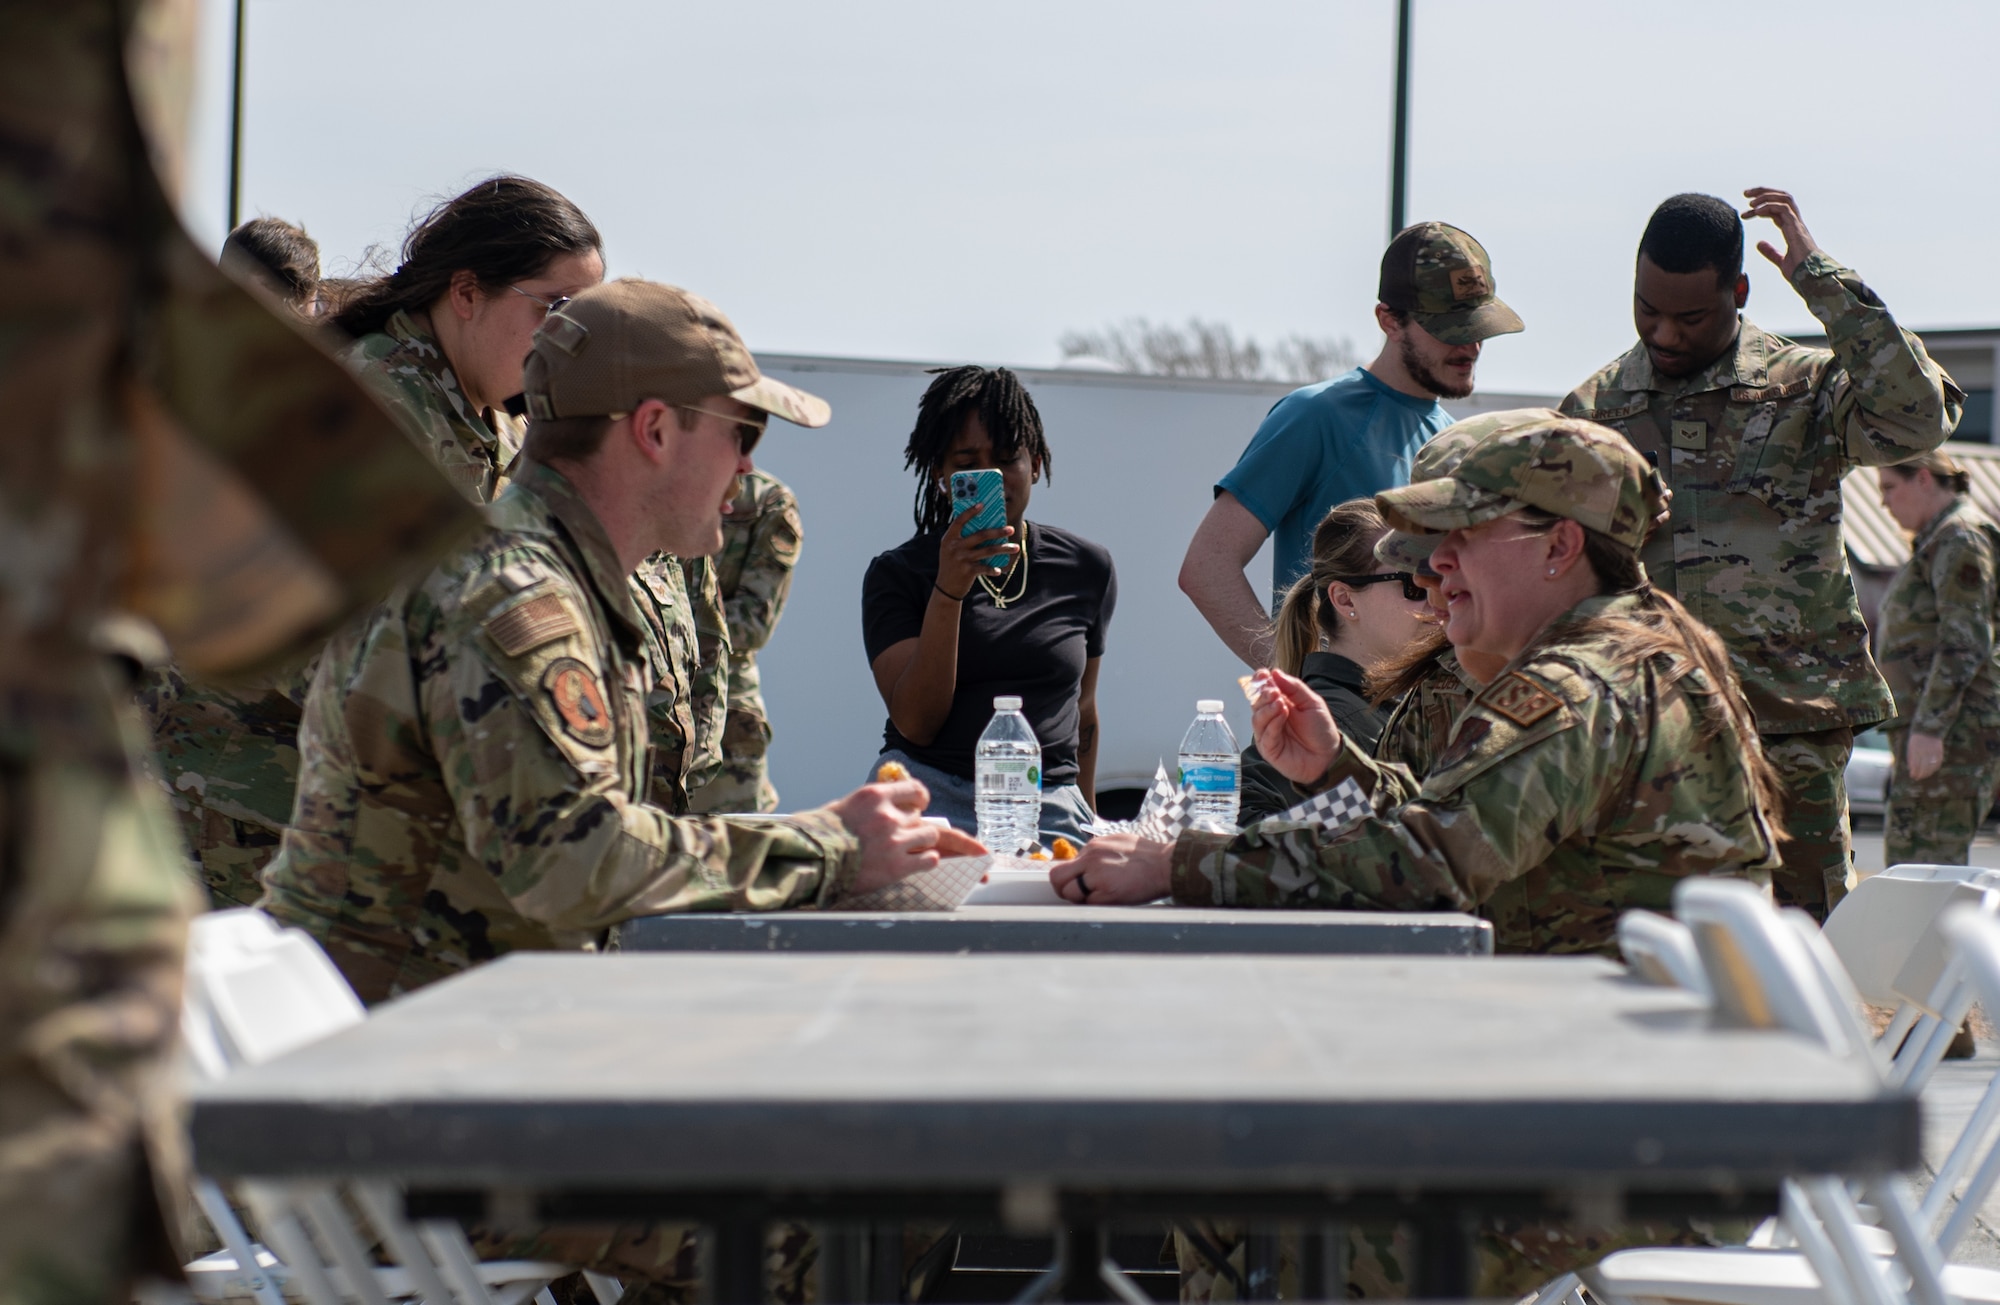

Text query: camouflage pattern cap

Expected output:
[1378,222,1525,346]
[1374,528,1440,573]
[1375,408,1664,552]
[523,278,830,427]
[1369,412,1517,570]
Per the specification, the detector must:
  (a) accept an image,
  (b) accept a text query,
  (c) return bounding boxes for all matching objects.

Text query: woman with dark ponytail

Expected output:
[1238,499,1430,820]
[334,174,603,503]
[1875,449,2000,865]
[1058,411,1785,966]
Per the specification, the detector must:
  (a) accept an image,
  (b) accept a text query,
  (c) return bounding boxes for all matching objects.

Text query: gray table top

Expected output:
[615,905,1492,955]
[192,952,1916,1193]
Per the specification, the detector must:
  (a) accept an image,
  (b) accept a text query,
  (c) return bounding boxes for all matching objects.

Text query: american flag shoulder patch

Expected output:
[485,591,579,657]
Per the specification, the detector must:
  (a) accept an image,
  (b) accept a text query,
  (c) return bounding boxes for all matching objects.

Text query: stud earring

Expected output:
[1547,568,1557,577]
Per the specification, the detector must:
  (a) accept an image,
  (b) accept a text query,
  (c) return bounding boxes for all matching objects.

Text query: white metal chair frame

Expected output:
[183,909,607,1305]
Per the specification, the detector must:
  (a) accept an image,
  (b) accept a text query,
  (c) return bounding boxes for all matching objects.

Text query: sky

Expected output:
[180,0,2000,398]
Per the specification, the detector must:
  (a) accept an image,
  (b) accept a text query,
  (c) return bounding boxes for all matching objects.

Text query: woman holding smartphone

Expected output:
[863,365,1117,843]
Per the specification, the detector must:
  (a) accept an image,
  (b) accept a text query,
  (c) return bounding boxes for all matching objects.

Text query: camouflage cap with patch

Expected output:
[1374,408,1664,551]
[523,278,830,428]
[1378,222,1525,347]
[1369,412,1520,571]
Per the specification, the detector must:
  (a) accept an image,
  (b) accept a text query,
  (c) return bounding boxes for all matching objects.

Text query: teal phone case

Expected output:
[950,470,1009,568]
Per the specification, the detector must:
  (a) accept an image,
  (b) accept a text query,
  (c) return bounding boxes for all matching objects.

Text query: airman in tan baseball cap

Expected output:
[524,278,829,428]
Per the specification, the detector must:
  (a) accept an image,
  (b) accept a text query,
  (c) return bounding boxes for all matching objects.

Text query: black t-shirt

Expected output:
[862,522,1117,783]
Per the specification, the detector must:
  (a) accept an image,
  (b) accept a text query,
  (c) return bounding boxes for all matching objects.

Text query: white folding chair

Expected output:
[1619,910,1713,1001]
[1585,880,1998,1305]
[183,909,589,1305]
[1824,865,1998,1091]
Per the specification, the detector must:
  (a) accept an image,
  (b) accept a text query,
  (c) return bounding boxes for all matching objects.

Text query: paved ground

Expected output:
[1850,818,2000,878]
[1916,1042,2000,1267]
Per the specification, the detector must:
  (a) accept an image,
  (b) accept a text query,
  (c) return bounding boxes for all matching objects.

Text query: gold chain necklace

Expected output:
[978,524,1030,609]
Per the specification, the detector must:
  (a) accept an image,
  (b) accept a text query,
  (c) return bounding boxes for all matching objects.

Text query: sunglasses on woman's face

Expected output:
[1338,572,1427,602]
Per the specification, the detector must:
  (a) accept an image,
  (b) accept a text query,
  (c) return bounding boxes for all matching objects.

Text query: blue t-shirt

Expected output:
[1217,368,1450,605]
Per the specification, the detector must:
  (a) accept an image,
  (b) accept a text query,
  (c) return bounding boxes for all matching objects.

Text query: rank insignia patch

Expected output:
[1484,672,1561,727]
[542,657,615,747]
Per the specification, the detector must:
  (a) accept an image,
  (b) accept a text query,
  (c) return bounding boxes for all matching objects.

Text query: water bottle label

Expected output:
[1181,764,1236,794]
[979,760,1041,794]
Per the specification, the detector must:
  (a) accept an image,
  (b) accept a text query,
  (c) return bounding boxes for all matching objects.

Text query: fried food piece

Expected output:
[1238,673,1257,700]
[875,759,910,782]
[1026,846,1051,861]
[1051,837,1078,861]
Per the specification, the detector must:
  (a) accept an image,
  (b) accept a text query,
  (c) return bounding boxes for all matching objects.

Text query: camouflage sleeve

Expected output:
[724,480,803,657]
[1792,251,1964,469]
[424,576,858,933]
[1911,524,2000,736]
[1171,669,1619,912]
[681,555,731,793]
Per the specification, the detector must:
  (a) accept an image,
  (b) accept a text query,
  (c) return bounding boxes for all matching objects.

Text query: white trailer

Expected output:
[748,352,1552,811]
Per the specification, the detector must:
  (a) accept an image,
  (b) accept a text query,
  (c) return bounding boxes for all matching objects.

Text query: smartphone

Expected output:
[949,469,1010,568]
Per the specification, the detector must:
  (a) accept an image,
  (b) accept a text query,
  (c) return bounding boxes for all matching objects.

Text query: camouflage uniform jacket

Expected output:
[344,308,526,504]
[342,308,729,808]
[689,471,803,813]
[1373,646,1481,778]
[631,555,728,810]
[1878,497,2000,739]
[1560,252,1962,734]
[140,659,312,830]
[260,461,860,1004]
[1172,594,1781,955]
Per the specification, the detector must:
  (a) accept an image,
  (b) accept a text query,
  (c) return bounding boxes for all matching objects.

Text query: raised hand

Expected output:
[936,502,1017,600]
[1245,668,1342,785]
[1742,187,1822,280]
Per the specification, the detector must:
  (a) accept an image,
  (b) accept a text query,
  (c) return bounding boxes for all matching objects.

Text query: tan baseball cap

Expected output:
[1378,222,1525,347]
[523,278,830,428]
[1375,408,1664,551]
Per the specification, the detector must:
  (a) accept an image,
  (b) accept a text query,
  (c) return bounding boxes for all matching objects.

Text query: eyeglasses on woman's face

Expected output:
[1336,572,1427,602]
[508,284,573,317]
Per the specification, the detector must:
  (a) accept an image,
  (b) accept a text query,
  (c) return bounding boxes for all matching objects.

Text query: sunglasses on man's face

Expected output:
[675,405,765,456]
[1338,572,1427,602]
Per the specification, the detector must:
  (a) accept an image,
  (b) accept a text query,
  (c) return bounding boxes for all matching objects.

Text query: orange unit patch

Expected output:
[542,657,615,747]
[1483,672,1560,727]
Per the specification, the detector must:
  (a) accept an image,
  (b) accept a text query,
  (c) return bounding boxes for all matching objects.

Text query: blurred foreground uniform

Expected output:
[689,470,804,814]
[1878,497,2000,864]
[139,271,532,908]
[0,1,473,1295]
[1562,253,1961,917]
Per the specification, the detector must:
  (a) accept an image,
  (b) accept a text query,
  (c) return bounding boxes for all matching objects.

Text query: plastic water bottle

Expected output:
[1179,699,1241,832]
[975,696,1042,854]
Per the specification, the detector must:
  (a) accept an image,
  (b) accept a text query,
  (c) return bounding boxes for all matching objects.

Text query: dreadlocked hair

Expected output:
[903,365,1052,533]
[1510,507,1787,839]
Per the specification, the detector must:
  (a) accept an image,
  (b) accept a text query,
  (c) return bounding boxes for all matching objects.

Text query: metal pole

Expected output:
[1389,0,1412,238]
[227,0,246,229]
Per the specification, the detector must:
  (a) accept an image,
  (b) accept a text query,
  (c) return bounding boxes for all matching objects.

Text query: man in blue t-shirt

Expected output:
[1179,222,1525,666]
